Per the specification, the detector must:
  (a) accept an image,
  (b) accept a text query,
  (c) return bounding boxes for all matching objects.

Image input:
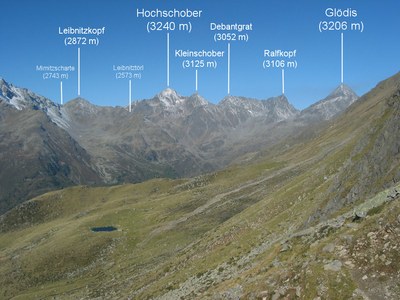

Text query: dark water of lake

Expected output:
[91,226,117,232]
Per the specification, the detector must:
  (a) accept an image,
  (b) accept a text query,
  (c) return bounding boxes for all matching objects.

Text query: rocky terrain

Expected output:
[0,77,358,214]
[0,72,399,299]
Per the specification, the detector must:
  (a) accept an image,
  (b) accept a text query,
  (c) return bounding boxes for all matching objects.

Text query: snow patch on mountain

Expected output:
[0,79,27,110]
[158,88,184,107]
[0,78,71,128]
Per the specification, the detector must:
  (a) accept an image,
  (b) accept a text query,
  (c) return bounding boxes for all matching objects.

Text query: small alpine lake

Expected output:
[91,226,118,232]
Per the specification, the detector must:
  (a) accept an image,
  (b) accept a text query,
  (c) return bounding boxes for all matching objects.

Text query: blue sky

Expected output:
[1,0,399,109]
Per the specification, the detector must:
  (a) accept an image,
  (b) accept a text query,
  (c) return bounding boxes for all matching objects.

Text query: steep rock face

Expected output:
[266,95,299,121]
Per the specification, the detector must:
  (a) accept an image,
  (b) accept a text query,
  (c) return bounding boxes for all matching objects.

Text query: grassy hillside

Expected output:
[1,73,400,299]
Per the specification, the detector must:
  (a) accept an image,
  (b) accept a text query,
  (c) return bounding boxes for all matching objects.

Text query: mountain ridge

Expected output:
[1,77,356,113]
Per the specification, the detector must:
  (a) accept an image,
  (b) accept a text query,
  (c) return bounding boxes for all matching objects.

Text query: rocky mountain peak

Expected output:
[265,94,299,120]
[300,84,359,121]
[64,97,99,116]
[328,83,358,99]
[266,94,290,106]
[67,97,92,105]
[220,95,248,106]
[157,88,183,106]
[187,92,210,108]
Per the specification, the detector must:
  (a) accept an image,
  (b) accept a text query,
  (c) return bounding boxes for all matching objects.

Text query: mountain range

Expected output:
[0,72,399,299]
[0,78,358,214]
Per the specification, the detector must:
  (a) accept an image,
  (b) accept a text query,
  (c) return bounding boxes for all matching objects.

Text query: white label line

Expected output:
[195,69,198,92]
[227,43,231,95]
[341,32,344,84]
[78,47,81,96]
[167,33,170,87]
[282,69,285,95]
[60,81,63,105]
[129,79,132,112]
